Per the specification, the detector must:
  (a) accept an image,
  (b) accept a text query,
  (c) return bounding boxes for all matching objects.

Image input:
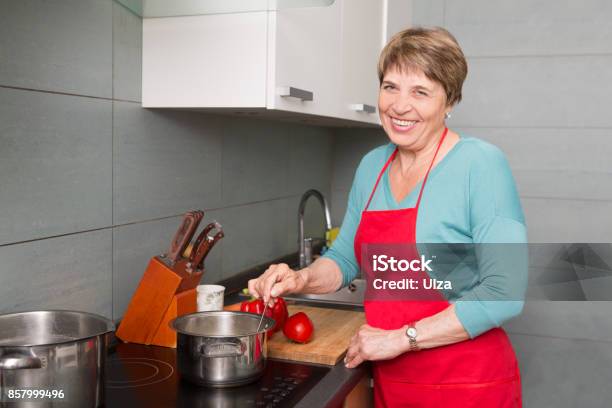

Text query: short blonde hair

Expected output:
[378,27,468,106]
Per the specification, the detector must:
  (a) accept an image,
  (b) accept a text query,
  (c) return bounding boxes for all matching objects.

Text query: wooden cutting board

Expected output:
[267,305,365,366]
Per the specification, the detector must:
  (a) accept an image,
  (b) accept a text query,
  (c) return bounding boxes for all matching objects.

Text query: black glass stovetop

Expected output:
[104,343,330,408]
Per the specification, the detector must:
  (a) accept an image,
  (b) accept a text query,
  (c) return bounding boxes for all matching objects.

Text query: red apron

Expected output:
[354,128,521,407]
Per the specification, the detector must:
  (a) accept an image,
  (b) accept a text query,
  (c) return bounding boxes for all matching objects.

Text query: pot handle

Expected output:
[200,340,246,358]
[0,354,42,370]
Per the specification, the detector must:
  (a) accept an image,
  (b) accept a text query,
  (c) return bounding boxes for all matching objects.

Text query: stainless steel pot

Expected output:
[0,310,114,408]
[171,311,275,387]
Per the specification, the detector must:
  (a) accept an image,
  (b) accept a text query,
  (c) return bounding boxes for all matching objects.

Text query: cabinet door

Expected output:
[339,0,383,125]
[267,1,342,119]
[143,12,268,108]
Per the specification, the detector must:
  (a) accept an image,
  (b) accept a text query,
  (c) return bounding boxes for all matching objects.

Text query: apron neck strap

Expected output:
[364,127,449,211]
[415,127,448,209]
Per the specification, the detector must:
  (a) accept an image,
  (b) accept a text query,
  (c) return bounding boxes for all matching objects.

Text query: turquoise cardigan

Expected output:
[322,136,528,338]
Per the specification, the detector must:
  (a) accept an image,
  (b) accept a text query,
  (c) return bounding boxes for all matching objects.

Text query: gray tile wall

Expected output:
[0,0,334,321]
[330,1,612,406]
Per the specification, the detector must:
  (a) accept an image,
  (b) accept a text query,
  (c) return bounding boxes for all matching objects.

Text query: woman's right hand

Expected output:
[247,263,309,304]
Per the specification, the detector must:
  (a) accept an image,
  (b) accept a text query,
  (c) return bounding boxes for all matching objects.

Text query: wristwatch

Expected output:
[405,322,419,351]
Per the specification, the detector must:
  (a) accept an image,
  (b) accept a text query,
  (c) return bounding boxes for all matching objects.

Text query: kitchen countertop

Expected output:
[107,285,369,407]
[223,291,369,408]
[106,340,368,408]
[108,250,369,407]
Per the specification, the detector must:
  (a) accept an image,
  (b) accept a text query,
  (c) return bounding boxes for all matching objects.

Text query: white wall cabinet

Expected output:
[143,1,410,126]
[266,0,343,120]
[340,0,383,123]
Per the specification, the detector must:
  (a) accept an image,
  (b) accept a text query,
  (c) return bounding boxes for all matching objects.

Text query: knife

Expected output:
[167,210,203,264]
[182,210,204,258]
[189,222,224,272]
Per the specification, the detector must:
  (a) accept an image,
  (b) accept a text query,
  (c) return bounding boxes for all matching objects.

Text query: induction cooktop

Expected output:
[105,343,330,408]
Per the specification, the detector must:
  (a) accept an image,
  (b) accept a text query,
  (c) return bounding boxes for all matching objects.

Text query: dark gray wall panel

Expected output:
[331,128,386,191]
[113,1,142,102]
[219,200,289,276]
[0,88,112,245]
[113,102,223,224]
[286,126,334,197]
[330,188,349,228]
[0,230,112,318]
[0,0,112,97]
[221,119,291,206]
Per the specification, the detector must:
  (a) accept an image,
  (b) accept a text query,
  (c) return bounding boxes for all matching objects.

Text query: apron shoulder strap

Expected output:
[364,148,398,211]
[364,128,449,211]
[415,127,448,209]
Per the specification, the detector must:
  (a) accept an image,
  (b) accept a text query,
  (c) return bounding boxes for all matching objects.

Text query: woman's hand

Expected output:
[248,263,309,304]
[344,324,409,368]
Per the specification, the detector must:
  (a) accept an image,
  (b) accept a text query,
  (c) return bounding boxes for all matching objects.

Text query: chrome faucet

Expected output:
[298,189,332,268]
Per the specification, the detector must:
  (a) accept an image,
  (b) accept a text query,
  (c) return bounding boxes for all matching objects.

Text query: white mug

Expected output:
[196,284,225,312]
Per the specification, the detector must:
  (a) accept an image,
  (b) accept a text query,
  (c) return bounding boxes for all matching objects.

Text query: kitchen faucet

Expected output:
[298,189,332,268]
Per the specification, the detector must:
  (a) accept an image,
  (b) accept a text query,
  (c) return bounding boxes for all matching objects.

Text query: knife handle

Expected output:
[193,230,224,271]
[189,222,218,262]
[167,214,193,262]
[190,223,223,270]
[178,211,203,259]
[168,210,203,263]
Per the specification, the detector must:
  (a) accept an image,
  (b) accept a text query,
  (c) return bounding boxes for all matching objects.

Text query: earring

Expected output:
[444,112,452,119]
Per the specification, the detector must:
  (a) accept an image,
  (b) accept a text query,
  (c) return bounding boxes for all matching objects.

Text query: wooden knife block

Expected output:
[116,256,201,347]
[150,288,197,348]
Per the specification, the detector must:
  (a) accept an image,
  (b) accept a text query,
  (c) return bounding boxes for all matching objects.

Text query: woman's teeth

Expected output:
[391,118,417,127]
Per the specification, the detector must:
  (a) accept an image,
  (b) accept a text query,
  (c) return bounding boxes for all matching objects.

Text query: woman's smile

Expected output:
[390,117,420,132]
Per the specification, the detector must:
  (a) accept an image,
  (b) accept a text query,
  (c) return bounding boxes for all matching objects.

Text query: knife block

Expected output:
[116,256,202,346]
[150,288,197,348]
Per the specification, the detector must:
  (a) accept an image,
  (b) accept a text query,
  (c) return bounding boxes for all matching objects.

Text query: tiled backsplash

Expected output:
[0,0,334,321]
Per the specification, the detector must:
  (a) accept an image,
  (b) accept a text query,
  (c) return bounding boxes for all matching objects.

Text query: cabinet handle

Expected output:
[349,103,376,114]
[277,86,314,102]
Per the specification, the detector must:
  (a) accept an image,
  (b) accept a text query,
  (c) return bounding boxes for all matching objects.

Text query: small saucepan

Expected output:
[170,311,274,387]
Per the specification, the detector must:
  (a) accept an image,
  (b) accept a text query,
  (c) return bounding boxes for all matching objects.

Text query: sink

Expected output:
[283,279,365,307]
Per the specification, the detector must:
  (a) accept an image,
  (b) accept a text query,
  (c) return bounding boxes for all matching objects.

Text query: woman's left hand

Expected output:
[344,324,408,368]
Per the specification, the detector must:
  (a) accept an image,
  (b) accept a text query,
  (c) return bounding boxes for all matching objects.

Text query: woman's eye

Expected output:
[416,90,428,96]
[382,85,395,90]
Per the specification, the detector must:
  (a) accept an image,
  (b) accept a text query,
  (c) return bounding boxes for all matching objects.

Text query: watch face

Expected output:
[407,327,417,338]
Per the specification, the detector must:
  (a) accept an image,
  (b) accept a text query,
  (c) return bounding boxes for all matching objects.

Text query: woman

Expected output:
[249,27,527,407]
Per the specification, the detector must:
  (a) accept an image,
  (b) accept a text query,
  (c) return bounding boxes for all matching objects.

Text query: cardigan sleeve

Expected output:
[453,143,528,338]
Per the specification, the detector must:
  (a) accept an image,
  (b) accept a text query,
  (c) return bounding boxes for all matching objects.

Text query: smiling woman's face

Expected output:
[378,65,451,151]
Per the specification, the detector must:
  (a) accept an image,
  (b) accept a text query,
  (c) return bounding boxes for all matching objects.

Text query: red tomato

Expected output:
[283,312,314,343]
[270,297,288,333]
